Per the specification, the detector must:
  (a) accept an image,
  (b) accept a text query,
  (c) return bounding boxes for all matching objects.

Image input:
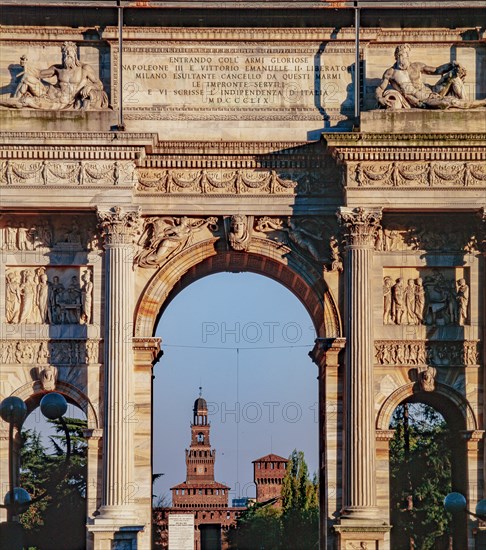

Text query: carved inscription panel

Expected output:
[118,42,355,120]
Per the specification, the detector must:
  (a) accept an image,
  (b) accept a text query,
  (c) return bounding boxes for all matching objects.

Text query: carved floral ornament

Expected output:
[338,207,383,248]
[0,159,137,187]
[137,168,319,195]
[350,161,486,188]
[97,206,142,246]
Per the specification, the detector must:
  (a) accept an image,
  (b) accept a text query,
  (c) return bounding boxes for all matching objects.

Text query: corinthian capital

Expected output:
[338,207,382,248]
[97,206,142,246]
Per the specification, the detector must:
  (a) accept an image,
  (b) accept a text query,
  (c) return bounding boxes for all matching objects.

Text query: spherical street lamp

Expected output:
[3,488,31,508]
[40,392,68,420]
[444,492,467,515]
[444,491,486,521]
[0,392,71,550]
[0,396,27,427]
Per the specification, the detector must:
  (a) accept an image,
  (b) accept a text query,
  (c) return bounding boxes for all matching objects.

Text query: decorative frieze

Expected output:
[0,159,137,187]
[0,339,101,365]
[374,340,479,367]
[349,161,486,188]
[137,168,321,195]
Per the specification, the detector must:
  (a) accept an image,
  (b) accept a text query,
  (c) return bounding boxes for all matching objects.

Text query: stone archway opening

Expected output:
[151,270,322,549]
[19,396,89,550]
[387,395,468,550]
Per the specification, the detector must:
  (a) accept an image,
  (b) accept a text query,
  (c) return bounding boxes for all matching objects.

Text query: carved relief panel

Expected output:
[0,214,100,252]
[376,214,480,253]
[374,340,479,367]
[0,339,100,365]
[5,266,93,325]
[382,267,469,327]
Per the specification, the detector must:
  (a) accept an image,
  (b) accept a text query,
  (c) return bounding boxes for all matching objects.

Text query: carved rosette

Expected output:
[97,206,142,246]
[339,207,383,248]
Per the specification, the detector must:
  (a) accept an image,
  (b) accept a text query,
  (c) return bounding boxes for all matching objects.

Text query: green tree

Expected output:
[227,450,318,550]
[281,450,319,550]
[226,503,282,550]
[19,417,88,550]
[390,403,452,550]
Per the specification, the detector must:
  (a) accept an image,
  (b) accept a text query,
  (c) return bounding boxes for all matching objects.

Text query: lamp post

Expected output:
[0,392,71,550]
[444,492,486,549]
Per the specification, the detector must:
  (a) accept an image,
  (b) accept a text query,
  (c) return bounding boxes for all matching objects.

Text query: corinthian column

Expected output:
[338,207,382,521]
[97,206,141,519]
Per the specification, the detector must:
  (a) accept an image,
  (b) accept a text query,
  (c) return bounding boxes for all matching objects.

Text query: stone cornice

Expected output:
[325,133,486,150]
[0,130,157,147]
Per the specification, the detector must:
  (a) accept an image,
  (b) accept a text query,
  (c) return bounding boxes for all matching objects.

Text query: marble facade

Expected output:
[0,2,485,549]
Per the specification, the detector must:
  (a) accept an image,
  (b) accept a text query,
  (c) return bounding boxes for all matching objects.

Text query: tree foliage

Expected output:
[19,417,88,550]
[227,450,318,549]
[390,403,453,550]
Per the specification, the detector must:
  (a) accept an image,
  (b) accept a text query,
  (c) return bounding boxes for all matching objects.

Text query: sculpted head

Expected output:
[230,215,247,237]
[394,43,411,70]
[61,41,80,69]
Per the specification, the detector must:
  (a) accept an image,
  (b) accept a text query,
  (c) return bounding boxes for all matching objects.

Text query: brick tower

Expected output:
[253,453,288,506]
[171,389,230,509]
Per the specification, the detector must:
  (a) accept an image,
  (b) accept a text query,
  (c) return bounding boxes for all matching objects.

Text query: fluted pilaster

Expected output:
[339,207,382,519]
[97,206,142,518]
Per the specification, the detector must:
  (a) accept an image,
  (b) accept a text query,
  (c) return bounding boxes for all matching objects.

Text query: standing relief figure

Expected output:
[5,271,22,323]
[414,278,425,324]
[81,270,93,324]
[456,278,469,326]
[18,269,36,323]
[404,278,417,325]
[383,276,393,324]
[36,268,49,323]
[48,275,65,324]
[391,278,405,325]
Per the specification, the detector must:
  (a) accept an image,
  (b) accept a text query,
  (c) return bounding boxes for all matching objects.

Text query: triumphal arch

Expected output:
[0,1,485,548]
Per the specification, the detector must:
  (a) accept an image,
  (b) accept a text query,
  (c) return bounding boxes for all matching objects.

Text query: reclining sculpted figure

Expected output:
[376,43,486,110]
[1,41,108,110]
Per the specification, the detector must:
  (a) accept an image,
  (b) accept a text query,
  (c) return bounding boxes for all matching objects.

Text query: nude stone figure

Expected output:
[2,41,108,110]
[376,43,486,110]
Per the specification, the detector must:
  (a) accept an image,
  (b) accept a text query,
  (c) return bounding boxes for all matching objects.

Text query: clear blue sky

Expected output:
[153,272,319,505]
